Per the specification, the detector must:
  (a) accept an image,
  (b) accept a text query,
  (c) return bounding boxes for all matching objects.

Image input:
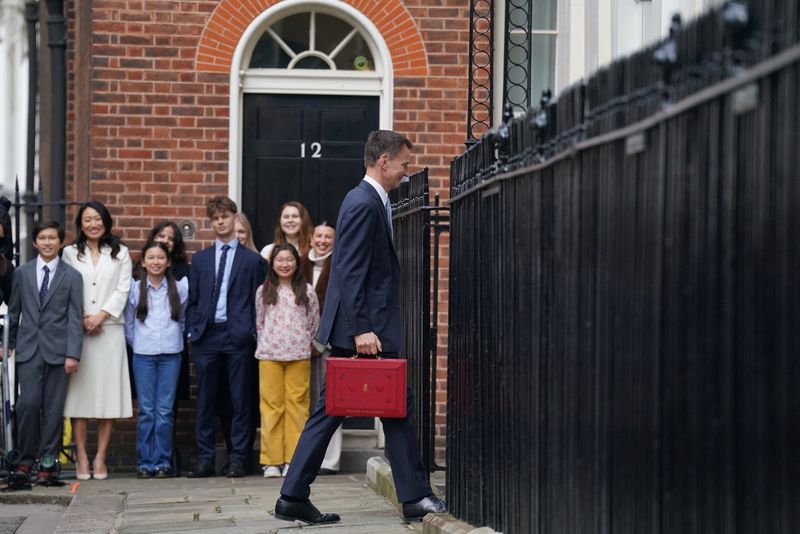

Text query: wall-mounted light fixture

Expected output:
[179,220,196,239]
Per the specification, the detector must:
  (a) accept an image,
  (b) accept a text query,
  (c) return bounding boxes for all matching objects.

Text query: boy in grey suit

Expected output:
[7,221,83,483]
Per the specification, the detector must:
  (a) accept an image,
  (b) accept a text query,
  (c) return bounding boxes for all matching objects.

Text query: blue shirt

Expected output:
[214,238,238,322]
[124,276,189,355]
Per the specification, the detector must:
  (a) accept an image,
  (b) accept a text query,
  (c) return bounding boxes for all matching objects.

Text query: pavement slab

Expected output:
[2,471,418,533]
[0,501,67,533]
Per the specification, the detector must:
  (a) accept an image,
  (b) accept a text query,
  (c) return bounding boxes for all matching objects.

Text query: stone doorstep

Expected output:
[365,456,501,534]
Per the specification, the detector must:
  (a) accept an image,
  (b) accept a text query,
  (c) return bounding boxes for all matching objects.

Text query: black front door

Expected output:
[242,93,379,249]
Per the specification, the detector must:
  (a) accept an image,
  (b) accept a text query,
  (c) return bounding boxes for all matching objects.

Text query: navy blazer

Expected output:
[318,180,402,353]
[185,243,265,348]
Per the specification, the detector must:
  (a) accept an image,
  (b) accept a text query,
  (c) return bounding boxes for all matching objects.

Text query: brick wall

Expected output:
[65,0,467,470]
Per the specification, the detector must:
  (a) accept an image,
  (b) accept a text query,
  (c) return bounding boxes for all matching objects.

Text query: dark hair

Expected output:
[262,243,309,310]
[273,201,313,256]
[33,221,65,242]
[147,220,187,265]
[136,241,182,322]
[74,200,122,259]
[363,130,413,167]
[206,196,238,218]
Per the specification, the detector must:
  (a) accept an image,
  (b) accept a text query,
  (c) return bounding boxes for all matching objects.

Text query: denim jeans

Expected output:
[133,353,181,471]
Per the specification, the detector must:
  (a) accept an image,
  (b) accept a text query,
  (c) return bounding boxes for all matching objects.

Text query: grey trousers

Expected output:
[15,351,69,464]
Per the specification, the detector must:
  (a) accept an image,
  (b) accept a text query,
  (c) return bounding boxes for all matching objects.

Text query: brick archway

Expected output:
[195,0,428,76]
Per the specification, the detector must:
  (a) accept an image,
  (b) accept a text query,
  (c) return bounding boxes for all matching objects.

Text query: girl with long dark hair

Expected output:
[255,243,319,478]
[124,241,188,478]
[147,221,189,281]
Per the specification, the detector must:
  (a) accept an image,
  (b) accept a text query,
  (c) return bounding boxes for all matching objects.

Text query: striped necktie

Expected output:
[210,244,230,319]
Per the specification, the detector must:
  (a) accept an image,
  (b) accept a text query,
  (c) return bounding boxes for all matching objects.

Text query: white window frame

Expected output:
[493,0,560,125]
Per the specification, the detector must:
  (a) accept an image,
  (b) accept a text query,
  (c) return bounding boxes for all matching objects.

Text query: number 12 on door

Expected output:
[300,142,322,158]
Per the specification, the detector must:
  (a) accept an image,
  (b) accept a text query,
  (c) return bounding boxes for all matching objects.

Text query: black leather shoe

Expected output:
[226,462,245,478]
[186,461,215,478]
[402,495,446,521]
[154,467,171,479]
[137,468,154,479]
[274,497,341,525]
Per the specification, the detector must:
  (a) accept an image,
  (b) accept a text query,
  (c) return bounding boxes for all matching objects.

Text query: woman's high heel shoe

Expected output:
[92,459,108,480]
[76,459,91,480]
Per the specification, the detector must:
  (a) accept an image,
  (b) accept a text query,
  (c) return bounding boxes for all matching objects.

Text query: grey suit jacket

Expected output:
[7,258,84,364]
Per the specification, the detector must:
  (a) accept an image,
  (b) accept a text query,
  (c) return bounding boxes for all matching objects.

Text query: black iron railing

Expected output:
[448,2,800,532]
[4,178,82,266]
[390,168,448,473]
[467,0,494,140]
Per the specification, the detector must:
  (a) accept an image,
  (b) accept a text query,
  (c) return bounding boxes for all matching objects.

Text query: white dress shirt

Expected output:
[36,256,60,291]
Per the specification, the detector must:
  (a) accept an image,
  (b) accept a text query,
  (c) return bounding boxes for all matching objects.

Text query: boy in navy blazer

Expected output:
[276,131,445,524]
[185,196,265,478]
[7,221,83,484]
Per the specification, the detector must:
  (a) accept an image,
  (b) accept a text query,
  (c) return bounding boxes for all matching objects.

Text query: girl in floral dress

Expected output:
[255,243,320,478]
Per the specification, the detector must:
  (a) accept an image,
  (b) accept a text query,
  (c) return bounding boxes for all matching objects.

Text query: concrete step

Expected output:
[203,427,385,475]
[340,447,383,474]
[342,428,380,449]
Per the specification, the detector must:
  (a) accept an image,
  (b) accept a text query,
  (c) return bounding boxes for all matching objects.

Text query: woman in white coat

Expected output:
[62,200,133,480]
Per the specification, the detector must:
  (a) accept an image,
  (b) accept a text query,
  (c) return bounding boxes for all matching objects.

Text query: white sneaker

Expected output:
[282,463,290,477]
[263,465,281,478]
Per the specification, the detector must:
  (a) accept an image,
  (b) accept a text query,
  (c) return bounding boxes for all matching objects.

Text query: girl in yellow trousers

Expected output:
[255,243,320,478]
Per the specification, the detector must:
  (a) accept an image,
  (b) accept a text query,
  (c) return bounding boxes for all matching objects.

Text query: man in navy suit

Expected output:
[276,131,445,524]
[185,196,265,478]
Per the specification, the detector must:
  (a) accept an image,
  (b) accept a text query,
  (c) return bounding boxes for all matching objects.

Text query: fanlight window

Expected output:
[249,11,375,71]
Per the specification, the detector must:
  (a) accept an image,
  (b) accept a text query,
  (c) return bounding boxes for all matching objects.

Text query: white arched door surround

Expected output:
[227,0,393,204]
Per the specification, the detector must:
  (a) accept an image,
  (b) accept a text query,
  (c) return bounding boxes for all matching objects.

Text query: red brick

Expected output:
[66,0,465,470]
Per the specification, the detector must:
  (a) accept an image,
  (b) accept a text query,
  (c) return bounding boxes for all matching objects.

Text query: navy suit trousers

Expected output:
[281,384,431,503]
[191,323,254,465]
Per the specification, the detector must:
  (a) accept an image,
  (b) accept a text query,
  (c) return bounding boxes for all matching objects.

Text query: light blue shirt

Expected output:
[214,238,238,323]
[124,276,189,355]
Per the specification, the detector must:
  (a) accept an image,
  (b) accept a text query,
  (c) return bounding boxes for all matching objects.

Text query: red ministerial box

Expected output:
[326,357,407,418]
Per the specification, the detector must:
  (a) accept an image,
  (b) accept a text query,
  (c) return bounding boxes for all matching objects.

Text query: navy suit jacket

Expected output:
[185,243,265,348]
[318,180,403,353]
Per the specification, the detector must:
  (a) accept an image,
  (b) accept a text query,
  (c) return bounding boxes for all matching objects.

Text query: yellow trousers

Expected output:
[259,359,311,465]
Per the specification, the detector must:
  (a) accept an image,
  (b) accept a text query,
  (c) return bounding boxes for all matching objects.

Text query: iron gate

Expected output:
[390,168,449,473]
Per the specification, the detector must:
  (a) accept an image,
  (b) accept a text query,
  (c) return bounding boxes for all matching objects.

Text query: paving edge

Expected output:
[365,456,500,534]
[0,493,72,506]
[366,456,399,506]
